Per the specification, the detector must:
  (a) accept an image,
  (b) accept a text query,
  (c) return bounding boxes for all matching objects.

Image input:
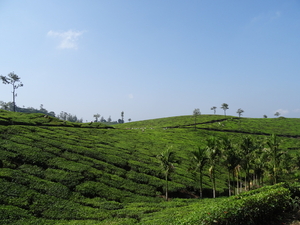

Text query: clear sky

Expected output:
[1,1,299,122]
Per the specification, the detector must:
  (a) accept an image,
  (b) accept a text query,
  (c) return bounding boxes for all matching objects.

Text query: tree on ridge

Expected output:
[211,106,217,115]
[193,108,201,130]
[221,103,229,116]
[93,113,100,122]
[236,108,244,117]
[0,72,23,112]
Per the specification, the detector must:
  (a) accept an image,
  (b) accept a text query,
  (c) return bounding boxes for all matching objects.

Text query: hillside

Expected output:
[1,110,300,224]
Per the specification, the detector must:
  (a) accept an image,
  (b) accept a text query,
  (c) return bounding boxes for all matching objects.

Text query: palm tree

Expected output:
[240,136,256,190]
[220,137,240,196]
[206,136,221,198]
[157,147,176,201]
[266,134,283,184]
[221,103,229,116]
[190,147,208,198]
[252,148,268,187]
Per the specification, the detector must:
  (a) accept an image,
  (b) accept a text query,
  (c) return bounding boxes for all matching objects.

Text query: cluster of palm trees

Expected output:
[158,134,293,200]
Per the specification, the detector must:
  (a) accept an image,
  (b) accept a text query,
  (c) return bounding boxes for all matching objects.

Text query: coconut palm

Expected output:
[252,148,268,187]
[190,147,208,198]
[206,136,221,198]
[157,147,176,201]
[240,136,257,190]
[266,134,283,184]
[220,137,240,196]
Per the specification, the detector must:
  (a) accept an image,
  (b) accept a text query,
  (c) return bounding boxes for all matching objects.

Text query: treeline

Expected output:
[158,134,300,200]
[0,101,127,124]
[0,101,83,122]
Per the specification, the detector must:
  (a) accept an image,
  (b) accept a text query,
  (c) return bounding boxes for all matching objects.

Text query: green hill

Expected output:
[1,109,300,224]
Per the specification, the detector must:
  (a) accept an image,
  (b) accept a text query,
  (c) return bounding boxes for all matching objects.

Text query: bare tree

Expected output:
[0,72,23,112]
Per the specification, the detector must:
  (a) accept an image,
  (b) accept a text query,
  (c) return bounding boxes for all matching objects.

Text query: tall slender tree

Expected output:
[0,72,23,112]
[221,103,229,116]
[190,147,208,198]
[252,145,268,187]
[121,111,124,123]
[266,134,283,184]
[240,136,257,190]
[157,147,176,201]
[236,108,244,117]
[193,108,201,130]
[206,136,221,198]
[220,137,240,196]
[211,106,217,115]
[93,113,100,122]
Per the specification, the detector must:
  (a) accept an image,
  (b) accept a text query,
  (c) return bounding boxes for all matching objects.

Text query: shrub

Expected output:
[0,205,33,221]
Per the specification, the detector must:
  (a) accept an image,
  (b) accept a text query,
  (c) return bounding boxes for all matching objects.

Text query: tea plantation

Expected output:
[1,109,300,224]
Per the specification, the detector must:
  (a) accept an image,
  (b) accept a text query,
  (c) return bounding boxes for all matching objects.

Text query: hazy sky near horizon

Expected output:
[1,1,300,122]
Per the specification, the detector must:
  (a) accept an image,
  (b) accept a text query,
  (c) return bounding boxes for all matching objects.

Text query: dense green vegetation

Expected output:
[1,109,300,224]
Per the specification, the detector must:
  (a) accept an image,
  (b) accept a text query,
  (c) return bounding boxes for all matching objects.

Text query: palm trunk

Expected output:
[165,174,168,201]
[12,88,16,112]
[199,171,203,198]
[232,171,235,195]
[228,170,231,197]
[212,170,216,198]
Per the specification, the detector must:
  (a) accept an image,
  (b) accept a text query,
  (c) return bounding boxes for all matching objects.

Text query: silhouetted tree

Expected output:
[193,108,201,130]
[263,115,268,118]
[211,106,217,114]
[274,112,280,117]
[121,111,124,123]
[236,108,244,117]
[221,103,229,116]
[93,113,100,122]
[0,72,23,112]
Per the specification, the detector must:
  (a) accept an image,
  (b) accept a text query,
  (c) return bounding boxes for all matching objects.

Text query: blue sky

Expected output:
[1,1,299,122]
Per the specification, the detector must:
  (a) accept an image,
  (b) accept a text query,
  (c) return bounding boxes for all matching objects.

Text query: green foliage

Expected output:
[175,184,292,225]
[0,110,300,224]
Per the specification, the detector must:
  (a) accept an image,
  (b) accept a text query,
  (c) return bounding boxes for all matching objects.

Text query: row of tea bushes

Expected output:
[174,183,297,225]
